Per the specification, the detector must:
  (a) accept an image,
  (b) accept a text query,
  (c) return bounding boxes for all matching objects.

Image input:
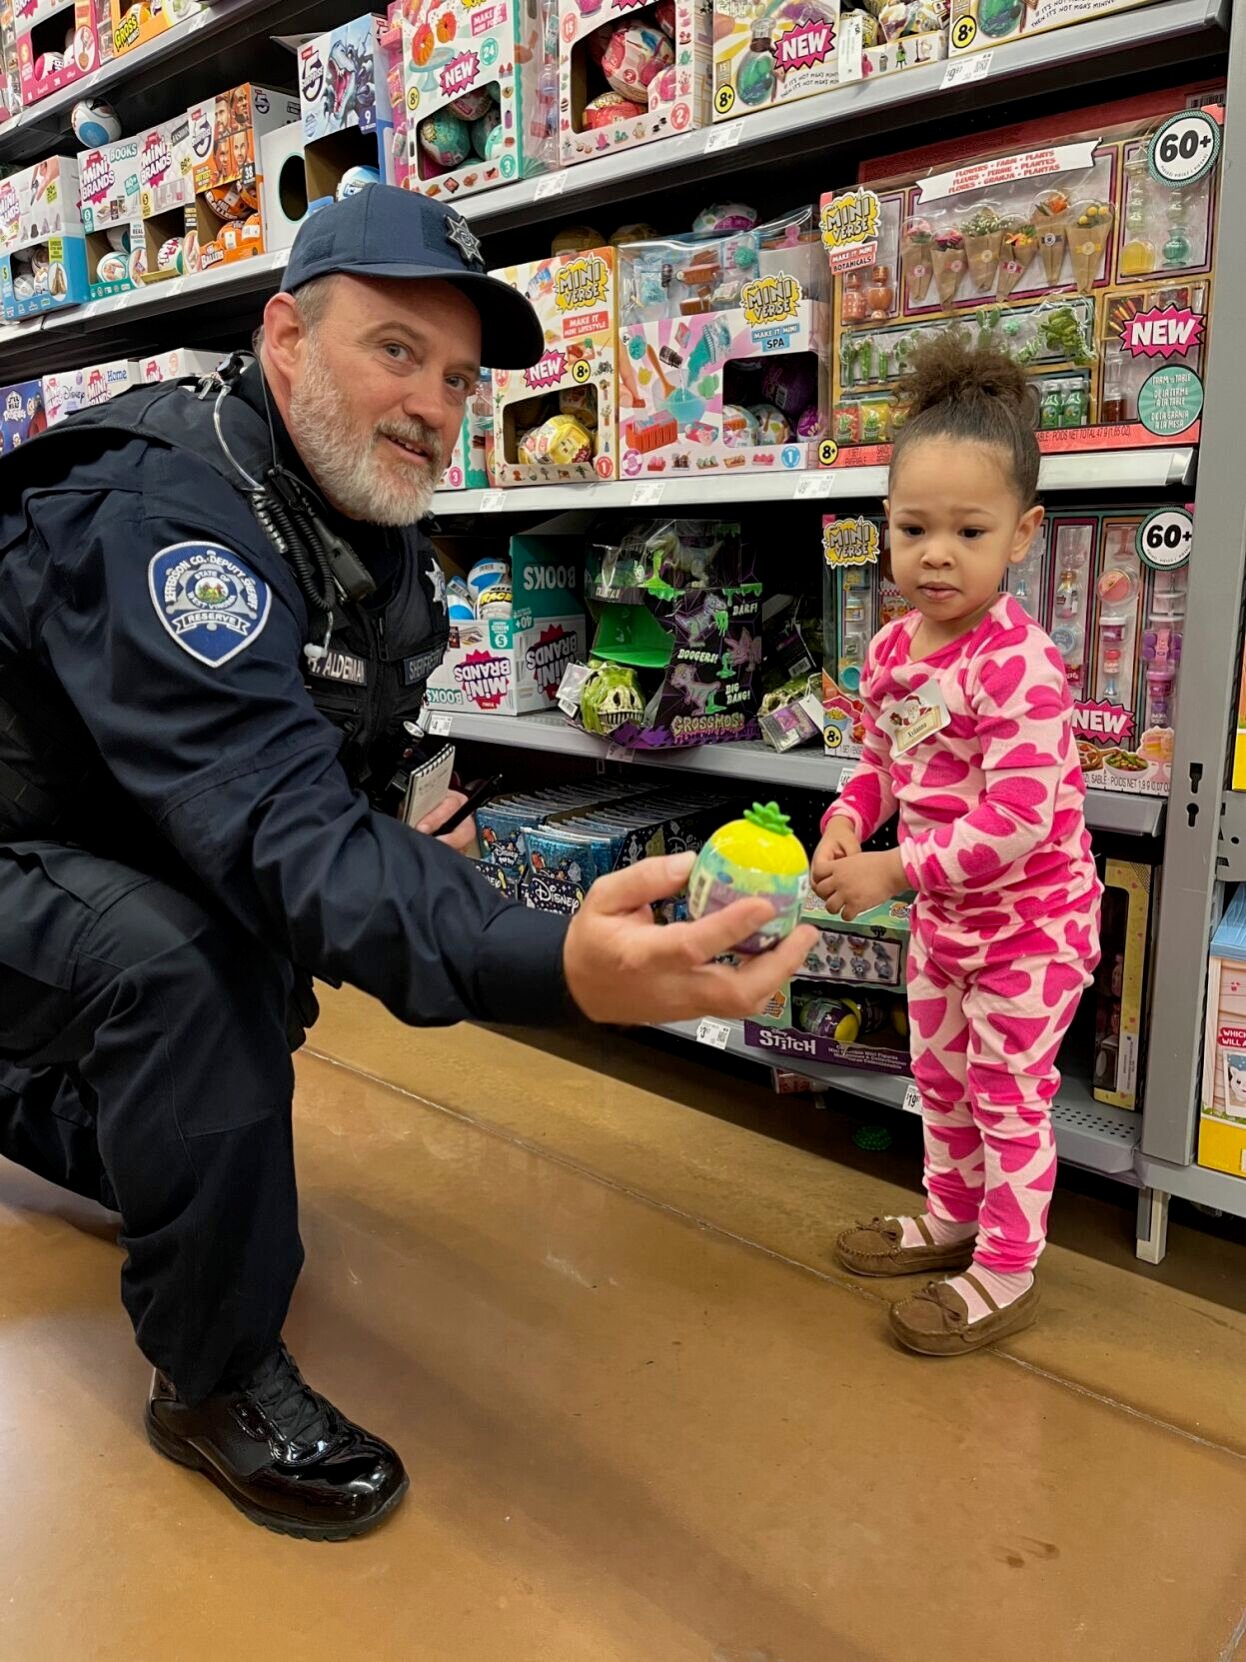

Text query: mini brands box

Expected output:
[109,0,200,57]
[131,113,195,283]
[423,533,587,715]
[42,357,140,423]
[0,154,89,318]
[558,0,711,169]
[15,0,106,107]
[298,13,396,210]
[0,377,46,448]
[77,132,141,299]
[188,83,301,271]
[491,246,618,487]
[616,206,828,481]
[1094,856,1151,1112]
[1200,885,1246,1178]
[819,91,1222,466]
[401,0,549,203]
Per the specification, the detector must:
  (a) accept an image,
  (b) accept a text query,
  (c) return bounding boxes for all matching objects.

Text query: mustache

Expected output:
[375,419,445,471]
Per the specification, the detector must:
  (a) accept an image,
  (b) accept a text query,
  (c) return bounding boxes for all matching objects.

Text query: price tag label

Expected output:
[1148,110,1222,188]
[696,1017,732,1050]
[533,171,568,200]
[478,490,506,512]
[427,710,452,737]
[794,474,829,499]
[606,742,637,763]
[1136,507,1194,570]
[704,123,744,154]
[901,1082,922,1114]
[941,50,992,89]
[838,764,856,790]
[632,480,665,506]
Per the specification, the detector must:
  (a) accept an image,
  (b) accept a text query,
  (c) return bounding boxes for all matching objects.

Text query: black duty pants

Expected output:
[0,842,304,1405]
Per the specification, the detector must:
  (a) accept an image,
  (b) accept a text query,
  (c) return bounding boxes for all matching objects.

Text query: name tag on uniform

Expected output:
[886,683,949,754]
[403,648,443,687]
[310,649,368,685]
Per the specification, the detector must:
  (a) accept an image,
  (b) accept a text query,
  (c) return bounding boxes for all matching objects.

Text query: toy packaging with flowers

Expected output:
[558,0,711,168]
[561,518,763,749]
[490,245,618,486]
[14,0,107,108]
[400,0,553,202]
[422,533,587,716]
[819,90,1222,465]
[744,892,913,1074]
[188,83,301,272]
[616,203,828,481]
[0,155,90,319]
[298,14,395,210]
[1200,885,1246,1178]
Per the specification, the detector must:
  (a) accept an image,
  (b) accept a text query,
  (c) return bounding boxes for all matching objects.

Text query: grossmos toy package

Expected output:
[400,0,555,202]
[616,203,828,481]
[561,518,764,749]
[819,89,1223,466]
[557,0,711,169]
[490,245,618,486]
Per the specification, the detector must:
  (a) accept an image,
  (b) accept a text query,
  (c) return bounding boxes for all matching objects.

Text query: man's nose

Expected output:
[399,372,453,428]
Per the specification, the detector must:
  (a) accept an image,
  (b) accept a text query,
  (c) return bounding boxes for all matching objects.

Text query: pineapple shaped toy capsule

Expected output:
[687,801,810,955]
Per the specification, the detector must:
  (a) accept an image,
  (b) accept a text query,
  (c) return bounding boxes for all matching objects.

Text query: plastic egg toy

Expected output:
[797,404,825,439]
[336,164,380,199]
[95,250,129,284]
[583,90,645,128]
[592,21,673,99]
[721,404,759,448]
[418,112,471,170]
[749,402,790,445]
[522,413,593,466]
[467,558,511,603]
[694,203,758,237]
[204,183,247,221]
[762,355,818,415]
[476,583,512,620]
[156,236,183,274]
[128,244,148,282]
[71,98,121,148]
[104,223,131,254]
[449,88,494,121]
[32,51,63,80]
[472,107,502,157]
[688,802,810,954]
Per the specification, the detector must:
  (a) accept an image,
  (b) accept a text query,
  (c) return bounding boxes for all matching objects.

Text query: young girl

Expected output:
[814,334,1100,1356]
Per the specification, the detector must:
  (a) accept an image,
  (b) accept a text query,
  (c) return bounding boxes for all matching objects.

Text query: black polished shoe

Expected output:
[145,1343,408,1541]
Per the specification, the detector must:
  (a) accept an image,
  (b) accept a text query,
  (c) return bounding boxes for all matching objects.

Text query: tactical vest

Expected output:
[0,377,448,841]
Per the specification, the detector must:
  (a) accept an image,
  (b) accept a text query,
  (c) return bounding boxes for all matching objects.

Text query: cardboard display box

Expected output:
[298,13,395,211]
[559,0,710,168]
[188,82,300,270]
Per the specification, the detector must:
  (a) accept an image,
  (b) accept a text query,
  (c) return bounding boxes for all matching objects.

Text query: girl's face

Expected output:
[886,437,1044,641]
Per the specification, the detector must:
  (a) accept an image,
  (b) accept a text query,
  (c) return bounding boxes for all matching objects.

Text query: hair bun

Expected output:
[901,330,1030,420]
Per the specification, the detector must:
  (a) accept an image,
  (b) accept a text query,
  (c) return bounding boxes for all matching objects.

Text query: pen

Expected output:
[435,773,505,837]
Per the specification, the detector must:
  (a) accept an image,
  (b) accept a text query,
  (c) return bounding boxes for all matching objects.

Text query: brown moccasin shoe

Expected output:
[889,1273,1040,1356]
[834,1216,977,1279]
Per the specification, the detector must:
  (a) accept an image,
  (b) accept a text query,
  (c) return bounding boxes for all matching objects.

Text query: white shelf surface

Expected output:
[658,1018,1137,1176]
[429,707,1165,835]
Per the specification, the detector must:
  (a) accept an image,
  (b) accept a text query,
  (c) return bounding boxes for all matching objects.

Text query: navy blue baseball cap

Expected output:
[281,185,544,370]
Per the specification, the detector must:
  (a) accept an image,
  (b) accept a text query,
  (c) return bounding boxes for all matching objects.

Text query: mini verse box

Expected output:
[490,245,619,487]
[298,13,395,210]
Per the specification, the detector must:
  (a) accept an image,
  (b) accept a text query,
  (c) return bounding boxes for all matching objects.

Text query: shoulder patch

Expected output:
[148,542,271,668]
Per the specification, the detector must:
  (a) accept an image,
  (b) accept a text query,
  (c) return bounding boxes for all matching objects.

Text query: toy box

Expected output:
[0,378,46,449]
[819,92,1222,465]
[298,14,395,210]
[616,205,828,481]
[949,0,1154,58]
[820,512,910,762]
[564,518,763,749]
[109,0,200,57]
[1201,887,1246,1177]
[559,0,710,168]
[491,245,618,486]
[842,6,946,82]
[400,0,553,202]
[0,155,89,319]
[476,780,635,872]
[423,532,587,715]
[42,357,140,424]
[189,83,301,270]
[1093,857,1151,1112]
[0,4,21,125]
[712,0,843,122]
[14,0,104,107]
[140,347,221,383]
[381,3,409,190]
[77,132,140,299]
[129,112,196,283]
[520,790,726,913]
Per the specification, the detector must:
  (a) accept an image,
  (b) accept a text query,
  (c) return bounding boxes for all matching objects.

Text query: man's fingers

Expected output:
[675,925,819,1020]
[416,789,467,835]
[649,897,775,966]
[586,853,696,915]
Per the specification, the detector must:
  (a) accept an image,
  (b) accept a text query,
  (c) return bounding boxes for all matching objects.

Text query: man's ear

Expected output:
[1010,503,1045,565]
[259,292,307,379]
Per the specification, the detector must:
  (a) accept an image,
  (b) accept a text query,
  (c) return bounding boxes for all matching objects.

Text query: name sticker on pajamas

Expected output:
[886,683,950,754]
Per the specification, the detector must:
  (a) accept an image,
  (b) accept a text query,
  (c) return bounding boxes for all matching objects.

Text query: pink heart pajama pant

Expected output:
[906,892,1101,1275]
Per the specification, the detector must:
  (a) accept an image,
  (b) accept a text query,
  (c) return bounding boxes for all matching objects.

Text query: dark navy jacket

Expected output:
[0,366,568,1028]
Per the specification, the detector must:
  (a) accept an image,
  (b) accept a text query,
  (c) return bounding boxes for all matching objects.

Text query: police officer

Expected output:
[0,187,813,1542]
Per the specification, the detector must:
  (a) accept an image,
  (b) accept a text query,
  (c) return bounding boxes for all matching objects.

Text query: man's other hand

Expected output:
[416,790,476,854]
[563,853,818,1026]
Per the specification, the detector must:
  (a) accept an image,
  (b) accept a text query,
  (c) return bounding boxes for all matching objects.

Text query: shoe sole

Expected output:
[889,1288,1041,1357]
[146,1413,410,1542]
[834,1244,976,1279]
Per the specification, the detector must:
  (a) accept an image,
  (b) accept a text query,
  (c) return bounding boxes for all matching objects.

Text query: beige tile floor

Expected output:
[1,984,1245,1661]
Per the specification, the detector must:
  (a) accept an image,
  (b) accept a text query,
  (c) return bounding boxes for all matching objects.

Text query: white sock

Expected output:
[896,1213,979,1250]
[942,1264,1034,1324]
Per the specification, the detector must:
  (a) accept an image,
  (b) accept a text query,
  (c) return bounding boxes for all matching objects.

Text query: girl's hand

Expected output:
[814,849,905,921]
[812,817,862,892]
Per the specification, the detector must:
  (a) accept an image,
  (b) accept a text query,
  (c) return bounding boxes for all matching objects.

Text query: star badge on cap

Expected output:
[445,213,484,270]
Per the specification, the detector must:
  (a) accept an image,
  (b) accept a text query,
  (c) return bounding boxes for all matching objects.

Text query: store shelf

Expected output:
[430,707,1164,834]
[658,1019,1138,1175]
[1135,1151,1246,1215]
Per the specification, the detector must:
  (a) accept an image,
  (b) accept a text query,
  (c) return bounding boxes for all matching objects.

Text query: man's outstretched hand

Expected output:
[563,853,818,1026]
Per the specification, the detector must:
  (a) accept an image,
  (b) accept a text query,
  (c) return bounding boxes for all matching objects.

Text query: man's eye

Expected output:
[446,375,474,396]
[383,342,410,362]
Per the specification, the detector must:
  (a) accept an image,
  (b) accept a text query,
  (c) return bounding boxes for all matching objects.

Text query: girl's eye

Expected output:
[899,525,923,537]
[961,528,986,540]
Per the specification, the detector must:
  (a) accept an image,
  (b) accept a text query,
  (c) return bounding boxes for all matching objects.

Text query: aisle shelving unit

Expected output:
[2,0,1242,1263]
